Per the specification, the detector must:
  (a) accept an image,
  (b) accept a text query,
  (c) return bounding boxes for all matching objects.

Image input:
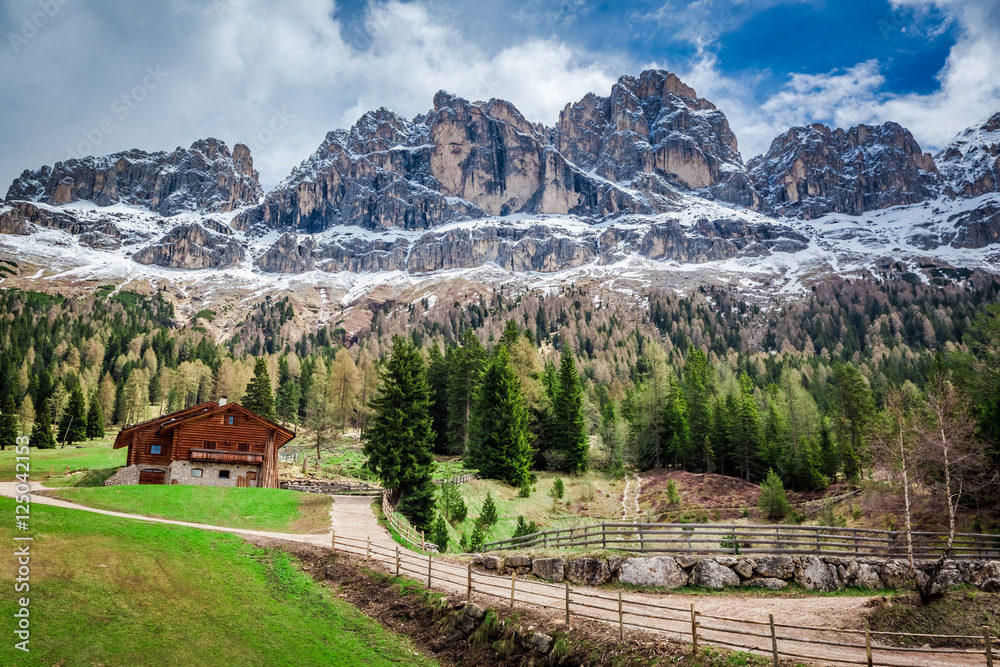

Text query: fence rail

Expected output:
[281,481,383,496]
[483,521,1000,560]
[380,491,438,553]
[433,473,476,485]
[331,533,997,667]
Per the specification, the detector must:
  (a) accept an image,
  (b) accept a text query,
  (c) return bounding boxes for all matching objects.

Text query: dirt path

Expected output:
[3,485,988,666]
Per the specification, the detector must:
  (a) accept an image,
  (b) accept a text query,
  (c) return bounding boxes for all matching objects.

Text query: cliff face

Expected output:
[555,70,759,208]
[936,111,1000,197]
[6,139,262,215]
[132,220,245,269]
[748,122,939,219]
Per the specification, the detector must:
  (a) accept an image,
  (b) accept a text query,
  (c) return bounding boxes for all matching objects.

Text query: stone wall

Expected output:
[166,461,259,487]
[102,464,167,486]
[472,553,1000,593]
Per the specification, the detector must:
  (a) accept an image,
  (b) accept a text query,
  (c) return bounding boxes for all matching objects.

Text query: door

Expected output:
[139,469,166,485]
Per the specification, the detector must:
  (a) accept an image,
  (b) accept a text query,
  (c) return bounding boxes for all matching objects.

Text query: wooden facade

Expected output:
[112,401,295,488]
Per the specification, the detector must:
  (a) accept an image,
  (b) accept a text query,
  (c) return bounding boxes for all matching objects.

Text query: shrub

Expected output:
[758,468,790,520]
[512,516,539,542]
[518,479,531,498]
[550,477,564,501]
[666,479,681,505]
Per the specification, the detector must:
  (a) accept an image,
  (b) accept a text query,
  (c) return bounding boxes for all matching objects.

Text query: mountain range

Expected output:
[1,69,998,317]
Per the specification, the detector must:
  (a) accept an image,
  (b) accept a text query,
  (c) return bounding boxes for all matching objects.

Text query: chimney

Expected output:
[219,396,228,407]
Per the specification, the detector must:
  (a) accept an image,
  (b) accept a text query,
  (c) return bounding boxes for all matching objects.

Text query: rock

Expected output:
[980,578,1000,593]
[566,557,610,586]
[483,555,502,571]
[733,559,754,580]
[523,631,553,653]
[619,557,689,589]
[798,556,843,592]
[676,555,699,569]
[936,110,1000,197]
[132,221,244,270]
[879,560,910,589]
[968,562,1000,587]
[504,554,532,571]
[608,555,622,574]
[715,556,738,567]
[472,554,484,565]
[935,568,962,589]
[532,557,566,583]
[743,577,788,590]
[453,603,486,635]
[7,138,261,215]
[844,561,883,590]
[824,557,850,567]
[949,203,1000,249]
[754,556,795,579]
[692,559,740,589]
[749,122,938,218]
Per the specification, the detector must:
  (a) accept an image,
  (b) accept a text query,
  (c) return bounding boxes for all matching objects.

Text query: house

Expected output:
[106,398,295,488]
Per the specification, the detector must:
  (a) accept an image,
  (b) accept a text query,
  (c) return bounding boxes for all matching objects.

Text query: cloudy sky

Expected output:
[1,0,999,190]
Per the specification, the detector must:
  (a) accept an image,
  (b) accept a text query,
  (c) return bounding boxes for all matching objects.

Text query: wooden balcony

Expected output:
[189,448,263,465]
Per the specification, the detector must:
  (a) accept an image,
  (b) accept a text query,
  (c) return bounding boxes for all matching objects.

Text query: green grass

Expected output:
[865,587,1000,647]
[0,498,437,667]
[193,308,216,322]
[43,485,333,533]
[0,445,126,483]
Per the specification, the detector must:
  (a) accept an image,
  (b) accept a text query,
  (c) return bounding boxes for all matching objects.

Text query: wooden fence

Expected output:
[433,473,476,485]
[380,491,438,553]
[331,534,997,667]
[483,522,1000,560]
[282,481,383,496]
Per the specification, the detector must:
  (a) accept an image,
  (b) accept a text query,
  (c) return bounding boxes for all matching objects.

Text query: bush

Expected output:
[518,479,531,498]
[512,516,539,542]
[666,479,681,506]
[451,495,468,523]
[480,492,499,527]
[550,477,564,501]
[758,468,790,521]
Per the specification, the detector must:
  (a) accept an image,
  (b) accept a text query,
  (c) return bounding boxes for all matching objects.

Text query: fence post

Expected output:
[618,590,623,641]
[467,563,473,598]
[769,614,778,667]
[510,571,516,608]
[331,530,336,555]
[985,625,994,667]
[602,524,607,550]
[690,603,698,654]
[427,552,432,588]
[864,620,873,667]
[639,524,645,553]
[565,582,570,625]
[854,529,859,555]
[366,537,371,564]
[421,530,425,553]
[395,546,400,576]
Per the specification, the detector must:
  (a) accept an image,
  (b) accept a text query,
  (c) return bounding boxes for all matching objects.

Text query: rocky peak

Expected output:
[936,109,1000,197]
[554,69,757,208]
[749,121,938,218]
[5,138,262,215]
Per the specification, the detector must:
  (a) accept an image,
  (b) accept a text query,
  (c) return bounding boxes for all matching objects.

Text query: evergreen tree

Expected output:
[29,397,56,449]
[733,372,763,481]
[469,522,486,552]
[818,416,839,479]
[430,514,450,553]
[711,397,733,476]
[85,392,105,440]
[758,468,790,520]
[243,357,276,421]
[57,386,87,447]
[447,329,487,456]
[426,344,451,454]
[467,346,534,486]
[683,346,714,472]
[0,395,18,451]
[550,349,588,473]
[364,336,436,531]
[598,401,624,476]
[480,492,499,527]
[275,381,302,427]
[832,363,874,481]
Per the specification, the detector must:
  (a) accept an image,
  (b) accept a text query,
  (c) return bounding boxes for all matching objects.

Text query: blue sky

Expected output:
[1,0,998,190]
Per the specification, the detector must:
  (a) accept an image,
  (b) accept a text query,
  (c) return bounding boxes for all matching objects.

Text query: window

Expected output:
[218,470,230,479]
[150,445,162,455]
[226,416,235,425]
[191,468,203,478]
[204,441,216,449]
[237,443,250,452]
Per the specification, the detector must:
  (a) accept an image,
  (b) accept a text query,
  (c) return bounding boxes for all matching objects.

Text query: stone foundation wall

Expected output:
[103,464,167,486]
[166,461,259,487]
[472,553,1000,593]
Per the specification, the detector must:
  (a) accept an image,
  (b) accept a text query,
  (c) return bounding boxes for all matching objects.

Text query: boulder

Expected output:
[980,578,1000,593]
[608,555,622,574]
[715,556,738,567]
[676,555,699,569]
[879,560,910,589]
[566,557,610,586]
[798,556,843,592]
[504,554,532,574]
[754,555,795,579]
[733,559,754,580]
[532,557,566,583]
[483,555,502,571]
[844,561,883,590]
[619,557,689,589]
[743,577,788,590]
[523,631,553,653]
[969,562,1000,587]
[453,603,486,635]
[692,559,740,589]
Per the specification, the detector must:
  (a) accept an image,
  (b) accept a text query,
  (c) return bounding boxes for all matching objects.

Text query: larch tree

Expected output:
[329,348,359,431]
[305,357,333,460]
[243,357,276,421]
[467,345,533,486]
[364,336,437,531]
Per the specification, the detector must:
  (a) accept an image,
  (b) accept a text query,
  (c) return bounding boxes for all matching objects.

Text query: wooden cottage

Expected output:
[109,399,295,488]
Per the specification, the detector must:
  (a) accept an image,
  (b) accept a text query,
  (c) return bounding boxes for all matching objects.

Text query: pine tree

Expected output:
[29,397,56,449]
[832,363,874,481]
[243,357,276,421]
[430,515,450,553]
[818,416,839,479]
[447,329,486,456]
[758,468,790,520]
[276,381,302,427]
[0,395,18,451]
[551,349,588,473]
[58,386,87,447]
[598,401,624,476]
[426,344,451,454]
[467,345,533,486]
[480,492,499,527]
[469,522,486,552]
[683,346,713,472]
[364,336,436,531]
[733,372,763,481]
[85,392,105,440]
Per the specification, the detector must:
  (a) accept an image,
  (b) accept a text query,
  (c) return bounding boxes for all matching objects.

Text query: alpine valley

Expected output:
[1,69,999,332]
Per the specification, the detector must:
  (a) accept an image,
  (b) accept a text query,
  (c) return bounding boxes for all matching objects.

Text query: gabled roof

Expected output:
[113,401,295,449]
